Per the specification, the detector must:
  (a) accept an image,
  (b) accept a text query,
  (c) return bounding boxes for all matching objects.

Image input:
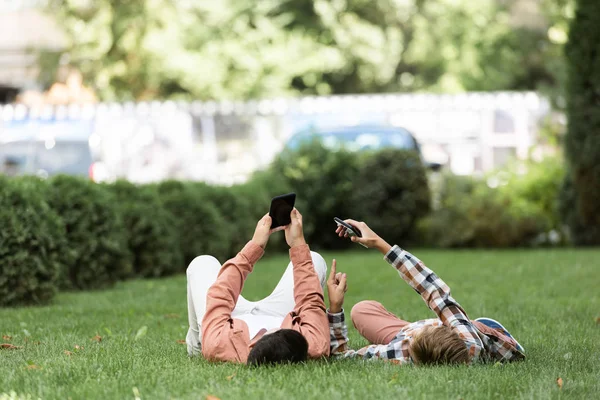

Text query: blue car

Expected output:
[286,124,441,170]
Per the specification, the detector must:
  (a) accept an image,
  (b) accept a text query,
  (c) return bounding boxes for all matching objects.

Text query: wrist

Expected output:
[290,237,307,248]
[329,304,343,314]
[374,237,392,254]
[252,237,268,249]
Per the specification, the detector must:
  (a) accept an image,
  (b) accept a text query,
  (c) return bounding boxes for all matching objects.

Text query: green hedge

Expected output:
[497,156,565,243]
[46,175,133,290]
[265,140,361,250]
[352,149,431,245]
[421,172,552,248]
[107,180,183,278]
[0,177,65,306]
[1,141,565,306]
[155,180,230,265]
[193,182,276,255]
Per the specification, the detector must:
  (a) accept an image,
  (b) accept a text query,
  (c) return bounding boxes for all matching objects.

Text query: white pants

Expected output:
[185,252,328,356]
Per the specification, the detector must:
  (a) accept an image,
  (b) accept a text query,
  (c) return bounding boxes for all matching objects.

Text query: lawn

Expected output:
[1,248,599,399]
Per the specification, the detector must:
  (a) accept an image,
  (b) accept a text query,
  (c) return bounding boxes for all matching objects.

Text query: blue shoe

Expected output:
[475,317,524,352]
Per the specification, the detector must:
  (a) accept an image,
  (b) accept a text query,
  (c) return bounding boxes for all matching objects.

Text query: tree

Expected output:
[560,0,600,245]
[44,0,573,101]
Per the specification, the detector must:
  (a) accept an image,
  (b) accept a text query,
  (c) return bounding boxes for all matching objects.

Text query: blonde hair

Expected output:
[409,325,470,365]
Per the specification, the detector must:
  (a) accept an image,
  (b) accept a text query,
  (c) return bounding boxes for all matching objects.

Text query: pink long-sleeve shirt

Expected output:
[201,241,330,363]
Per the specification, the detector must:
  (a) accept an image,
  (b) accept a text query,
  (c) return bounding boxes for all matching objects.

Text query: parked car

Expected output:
[0,136,107,181]
[286,124,442,170]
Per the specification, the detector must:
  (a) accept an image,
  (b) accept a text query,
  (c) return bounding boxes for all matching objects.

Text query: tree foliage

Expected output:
[559,0,600,245]
[45,0,573,100]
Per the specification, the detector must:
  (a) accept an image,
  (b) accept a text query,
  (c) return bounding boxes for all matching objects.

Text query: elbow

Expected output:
[201,344,217,361]
[202,340,238,363]
[200,329,225,362]
[308,340,330,359]
[201,334,221,361]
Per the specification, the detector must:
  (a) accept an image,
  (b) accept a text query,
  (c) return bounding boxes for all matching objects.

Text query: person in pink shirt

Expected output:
[185,208,330,365]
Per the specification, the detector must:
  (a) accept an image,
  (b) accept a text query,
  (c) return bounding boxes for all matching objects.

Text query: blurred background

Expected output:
[4,0,600,307]
[0,0,570,184]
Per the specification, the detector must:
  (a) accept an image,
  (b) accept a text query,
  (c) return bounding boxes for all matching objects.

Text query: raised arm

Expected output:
[283,209,330,358]
[201,214,283,362]
[335,219,484,361]
[383,246,483,359]
[201,242,262,344]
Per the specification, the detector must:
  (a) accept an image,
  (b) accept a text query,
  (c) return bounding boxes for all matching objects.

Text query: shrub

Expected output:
[191,182,277,256]
[0,176,65,306]
[155,181,230,265]
[561,0,600,245]
[352,149,431,245]
[496,156,566,241]
[46,175,132,289]
[267,140,360,250]
[107,180,184,278]
[422,173,551,247]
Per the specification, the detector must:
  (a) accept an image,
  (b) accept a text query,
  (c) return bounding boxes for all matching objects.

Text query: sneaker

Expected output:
[475,317,524,352]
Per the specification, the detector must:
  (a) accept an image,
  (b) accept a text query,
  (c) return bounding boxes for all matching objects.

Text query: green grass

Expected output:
[1,249,599,399]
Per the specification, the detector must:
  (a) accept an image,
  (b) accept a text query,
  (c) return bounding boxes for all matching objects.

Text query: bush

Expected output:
[191,182,278,256]
[561,0,600,245]
[107,180,184,278]
[0,177,65,306]
[352,149,431,245]
[496,156,566,241]
[266,140,361,250]
[155,181,230,264]
[422,174,551,247]
[46,175,132,289]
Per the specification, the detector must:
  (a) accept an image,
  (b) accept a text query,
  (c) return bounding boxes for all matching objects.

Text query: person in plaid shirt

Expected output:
[327,219,525,365]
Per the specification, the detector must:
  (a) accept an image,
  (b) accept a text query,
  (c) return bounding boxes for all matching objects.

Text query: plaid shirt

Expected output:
[329,245,525,364]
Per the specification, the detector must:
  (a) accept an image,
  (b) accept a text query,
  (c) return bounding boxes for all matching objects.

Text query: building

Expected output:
[0,92,550,183]
[0,0,66,103]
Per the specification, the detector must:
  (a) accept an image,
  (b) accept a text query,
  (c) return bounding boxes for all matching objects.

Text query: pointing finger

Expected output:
[328,259,337,282]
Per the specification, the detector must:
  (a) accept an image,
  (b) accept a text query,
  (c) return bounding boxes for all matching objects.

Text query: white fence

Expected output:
[0,92,550,184]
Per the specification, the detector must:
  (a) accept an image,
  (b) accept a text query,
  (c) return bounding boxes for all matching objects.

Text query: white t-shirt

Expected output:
[235,314,284,339]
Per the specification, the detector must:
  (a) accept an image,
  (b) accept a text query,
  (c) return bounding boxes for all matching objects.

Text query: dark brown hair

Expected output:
[247,329,308,366]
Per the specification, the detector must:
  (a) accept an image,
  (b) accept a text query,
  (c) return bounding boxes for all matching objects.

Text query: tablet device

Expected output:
[269,193,296,228]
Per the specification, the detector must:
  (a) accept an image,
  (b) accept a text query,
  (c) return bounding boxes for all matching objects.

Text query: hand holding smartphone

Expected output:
[269,193,296,228]
[334,217,368,248]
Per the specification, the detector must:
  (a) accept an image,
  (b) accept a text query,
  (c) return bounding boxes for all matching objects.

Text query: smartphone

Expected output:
[334,217,368,248]
[269,193,296,228]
